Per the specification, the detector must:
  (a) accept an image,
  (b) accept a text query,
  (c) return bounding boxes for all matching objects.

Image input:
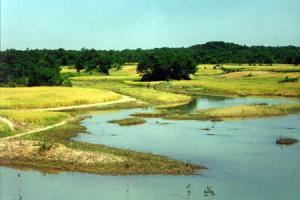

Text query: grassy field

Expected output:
[72,79,192,106]
[160,64,300,97]
[219,64,300,73]
[0,110,71,136]
[1,63,299,175]
[0,87,121,109]
[69,64,192,106]
[167,76,300,97]
[72,64,300,97]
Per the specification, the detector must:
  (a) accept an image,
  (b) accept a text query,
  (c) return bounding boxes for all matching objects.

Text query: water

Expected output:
[169,95,300,112]
[1,96,300,200]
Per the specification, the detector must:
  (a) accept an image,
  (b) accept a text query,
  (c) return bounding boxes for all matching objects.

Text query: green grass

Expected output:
[0,121,12,137]
[165,76,300,97]
[221,64,300,73]
[121,64,300,97]
[0,87,121,109]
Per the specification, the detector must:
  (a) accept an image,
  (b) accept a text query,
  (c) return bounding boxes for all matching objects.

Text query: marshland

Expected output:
[1,0,300,199]
[1,62,300,200]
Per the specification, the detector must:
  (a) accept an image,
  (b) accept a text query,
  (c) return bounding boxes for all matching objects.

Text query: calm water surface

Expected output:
[1,96,299,200]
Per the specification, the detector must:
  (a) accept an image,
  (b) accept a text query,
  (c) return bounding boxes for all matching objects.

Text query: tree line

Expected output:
[1,42,300,86]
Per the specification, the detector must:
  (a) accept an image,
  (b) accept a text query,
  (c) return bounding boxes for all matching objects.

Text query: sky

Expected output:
[1,0,300,50]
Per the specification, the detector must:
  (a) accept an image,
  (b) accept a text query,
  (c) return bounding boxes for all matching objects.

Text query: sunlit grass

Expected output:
[0,110,70,132]
[221,64,300,72]
[221,71,300,78]
[0,87,120,109]
[109,64,139,76]
[72,80,192,105]
[196,64,224,76]
[166,104,300,121]
[170,75,300,97]
[72,75,139,81]
[60,66,77,73]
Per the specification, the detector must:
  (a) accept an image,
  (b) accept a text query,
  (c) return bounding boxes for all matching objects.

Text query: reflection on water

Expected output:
[17,173,22,200]
[0,96,300,200]
[204,186,215,199]
[169,95,300,112]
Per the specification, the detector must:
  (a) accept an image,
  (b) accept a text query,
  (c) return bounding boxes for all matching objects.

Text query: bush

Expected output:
[278,76,298,83]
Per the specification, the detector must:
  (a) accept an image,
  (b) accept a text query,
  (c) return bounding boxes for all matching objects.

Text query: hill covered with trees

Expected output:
[1,42,300,85]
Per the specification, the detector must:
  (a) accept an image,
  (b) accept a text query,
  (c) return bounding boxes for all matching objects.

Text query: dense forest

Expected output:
[1,42,300,85]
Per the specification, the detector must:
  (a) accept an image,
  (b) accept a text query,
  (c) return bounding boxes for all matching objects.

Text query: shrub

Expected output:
[278,76,298,83]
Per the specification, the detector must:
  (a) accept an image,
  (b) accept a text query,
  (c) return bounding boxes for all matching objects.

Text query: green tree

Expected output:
[137,50,196,81]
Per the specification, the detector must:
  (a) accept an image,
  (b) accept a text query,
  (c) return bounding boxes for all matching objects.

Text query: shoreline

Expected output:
[0,114,202,175]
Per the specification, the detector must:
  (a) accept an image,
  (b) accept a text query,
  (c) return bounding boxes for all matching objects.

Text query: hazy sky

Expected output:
[1,0,300,50]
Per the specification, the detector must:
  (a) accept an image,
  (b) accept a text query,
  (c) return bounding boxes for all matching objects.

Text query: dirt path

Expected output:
[37,95,137,111]
[1,95,138,140]
[0,117,14,131]
[2,119,70,140]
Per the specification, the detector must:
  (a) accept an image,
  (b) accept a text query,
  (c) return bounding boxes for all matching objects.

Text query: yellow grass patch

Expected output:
[60,66,77,73]
[72,78,192,105]
[0,110,70,131]
[199,104,300,119]
[220,71,274,78]
[109,64,138,76]
[170,76,300,97]
[0,87,120,109]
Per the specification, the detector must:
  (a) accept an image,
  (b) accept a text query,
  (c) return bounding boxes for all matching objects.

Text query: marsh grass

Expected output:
[276,137,298,145]
[0,87,120,109]
[108,118,146,126]
[198,104,300,119]
[130,112,167,118]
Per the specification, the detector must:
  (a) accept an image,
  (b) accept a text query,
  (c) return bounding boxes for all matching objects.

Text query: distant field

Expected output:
[73,80,192,105]
[221,64,300,72]
[109,64,139,76]
[198,104,300,119]
[123,64,300,97]
[0,87,120,109]
[169,75,300,97]
[71,63,300,100]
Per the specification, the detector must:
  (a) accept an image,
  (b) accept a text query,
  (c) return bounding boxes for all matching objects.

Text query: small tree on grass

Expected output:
[75,56,85,73]
[137,50,197,81]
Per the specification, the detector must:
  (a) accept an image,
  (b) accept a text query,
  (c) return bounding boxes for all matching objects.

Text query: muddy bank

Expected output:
[0,139,125,174]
